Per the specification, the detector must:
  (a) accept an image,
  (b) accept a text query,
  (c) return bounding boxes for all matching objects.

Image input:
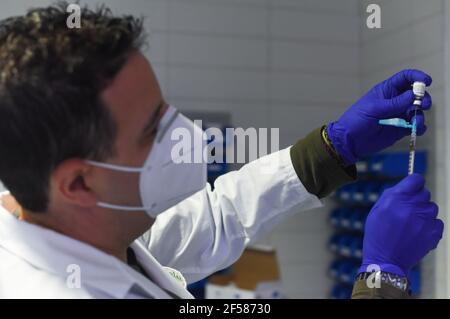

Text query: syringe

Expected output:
[408,116,417,175]
[408,82,426,175]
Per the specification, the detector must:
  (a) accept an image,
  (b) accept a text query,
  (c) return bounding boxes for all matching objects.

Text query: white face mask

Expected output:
[86,105,207,218]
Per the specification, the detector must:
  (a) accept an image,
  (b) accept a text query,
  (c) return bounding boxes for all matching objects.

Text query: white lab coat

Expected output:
[0,147,322,298]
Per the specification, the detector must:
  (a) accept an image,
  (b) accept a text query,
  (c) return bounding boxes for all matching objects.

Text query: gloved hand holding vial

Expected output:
[378,80,430,175]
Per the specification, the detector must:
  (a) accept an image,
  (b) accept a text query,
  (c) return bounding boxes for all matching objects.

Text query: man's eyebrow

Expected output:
[141,100,164,138]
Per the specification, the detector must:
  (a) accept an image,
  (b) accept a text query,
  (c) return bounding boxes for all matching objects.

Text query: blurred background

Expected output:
[0,0,449,298]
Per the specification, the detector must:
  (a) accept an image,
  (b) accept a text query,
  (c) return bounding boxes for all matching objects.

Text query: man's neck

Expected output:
[20,209,131,263]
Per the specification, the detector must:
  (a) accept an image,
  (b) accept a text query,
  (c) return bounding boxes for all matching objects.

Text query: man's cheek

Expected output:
[99,170,142,206]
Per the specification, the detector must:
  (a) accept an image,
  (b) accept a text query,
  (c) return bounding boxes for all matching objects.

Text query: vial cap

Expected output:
[412,81,426,97]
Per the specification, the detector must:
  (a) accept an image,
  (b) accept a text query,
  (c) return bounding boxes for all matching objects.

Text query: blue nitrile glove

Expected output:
[359,174,444,277]
[327,69,433,165]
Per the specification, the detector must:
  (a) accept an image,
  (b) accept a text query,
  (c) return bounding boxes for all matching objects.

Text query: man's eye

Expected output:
[145,126,158,139]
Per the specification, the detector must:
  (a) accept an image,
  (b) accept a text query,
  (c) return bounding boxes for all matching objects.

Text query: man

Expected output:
[0,3,443,298]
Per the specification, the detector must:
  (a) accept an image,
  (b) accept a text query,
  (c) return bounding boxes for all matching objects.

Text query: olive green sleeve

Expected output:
[351,280,410,299]
[289,127,357,198]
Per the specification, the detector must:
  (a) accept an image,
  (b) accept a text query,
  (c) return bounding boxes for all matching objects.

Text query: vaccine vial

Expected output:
[412,81,426,106]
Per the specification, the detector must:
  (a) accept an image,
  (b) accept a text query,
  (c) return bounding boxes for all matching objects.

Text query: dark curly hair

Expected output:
[0,1,146,212]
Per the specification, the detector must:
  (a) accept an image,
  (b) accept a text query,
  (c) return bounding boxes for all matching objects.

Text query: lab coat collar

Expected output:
[0,206,190,299]
[130,239,192,299]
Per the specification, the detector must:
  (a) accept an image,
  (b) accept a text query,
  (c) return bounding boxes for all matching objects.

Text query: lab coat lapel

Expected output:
[130,240,194,299]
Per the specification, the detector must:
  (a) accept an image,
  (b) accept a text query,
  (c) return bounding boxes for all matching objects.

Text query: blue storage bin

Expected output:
[363,182,381,204]
[352,182,367,203]
[409,266,421,296]
[351,209,369,231]
[337,184,353,202]
[355,159,370,174]
[329,234,341,252]
[338,235,353,257]
[339,260,358,284]
[329,208,343,227]
[348,265,359,284]
[330,284,353,299]
[339,209,353,229]
[349,237,363,259]
[349,210,360,231]
[328,260,341,279]
[376,182,396,199]
[368,154,384,173]
[369,151,427,177]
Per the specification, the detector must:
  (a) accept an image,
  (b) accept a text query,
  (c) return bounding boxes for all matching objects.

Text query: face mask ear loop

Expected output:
[96,202,151,212]
[85,160,143,173]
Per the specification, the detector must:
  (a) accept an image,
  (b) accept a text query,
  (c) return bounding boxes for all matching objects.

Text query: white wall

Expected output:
[265,0,359,298]
[360,0,447,298]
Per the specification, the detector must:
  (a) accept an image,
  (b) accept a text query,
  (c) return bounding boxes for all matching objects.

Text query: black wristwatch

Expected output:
[355,271,410,292]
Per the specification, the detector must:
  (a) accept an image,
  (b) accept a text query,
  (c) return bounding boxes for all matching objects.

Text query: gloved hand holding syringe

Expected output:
[379,81,427,175]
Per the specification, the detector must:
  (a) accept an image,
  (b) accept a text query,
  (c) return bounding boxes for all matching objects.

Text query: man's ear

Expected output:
[51,159,97,208]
